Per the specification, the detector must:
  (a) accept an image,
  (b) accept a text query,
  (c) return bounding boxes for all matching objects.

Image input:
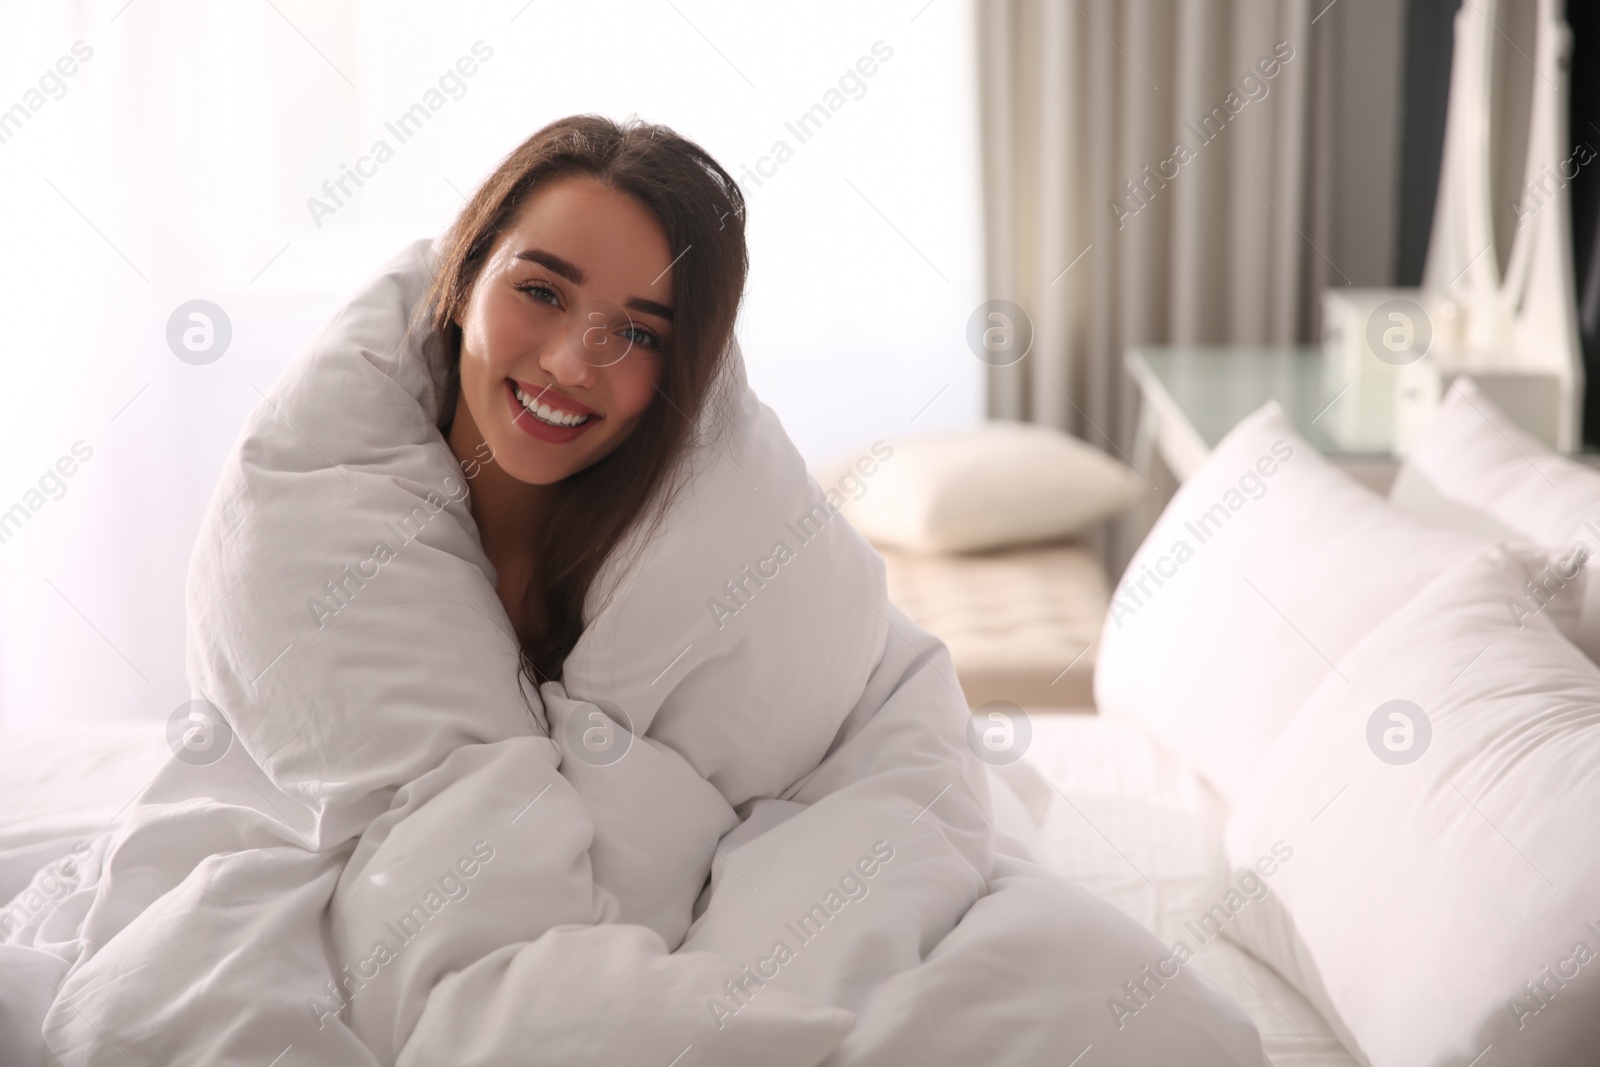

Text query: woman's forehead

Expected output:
[495,176,675,306]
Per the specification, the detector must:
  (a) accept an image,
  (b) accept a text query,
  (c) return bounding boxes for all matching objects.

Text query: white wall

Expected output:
[0,0,983,725]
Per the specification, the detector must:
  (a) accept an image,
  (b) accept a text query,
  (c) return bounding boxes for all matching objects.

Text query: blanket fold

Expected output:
[1,239,1271,1067]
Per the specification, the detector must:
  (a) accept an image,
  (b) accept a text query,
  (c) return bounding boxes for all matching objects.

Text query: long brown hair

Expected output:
[421,115,748,688]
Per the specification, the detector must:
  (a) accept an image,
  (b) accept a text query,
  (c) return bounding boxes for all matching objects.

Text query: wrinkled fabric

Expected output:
[1,239,1268,1066]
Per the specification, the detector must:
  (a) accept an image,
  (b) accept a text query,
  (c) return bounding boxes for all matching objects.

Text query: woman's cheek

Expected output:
[472,286,531,372]
[478,307,520,377]
[614,359,661,422]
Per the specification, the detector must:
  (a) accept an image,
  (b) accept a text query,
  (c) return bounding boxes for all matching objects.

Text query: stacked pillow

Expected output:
[1097,386,1600,1066]
[1093,401,1486,806]
[1223,542,1600,1065]
[1388,377,1600,659]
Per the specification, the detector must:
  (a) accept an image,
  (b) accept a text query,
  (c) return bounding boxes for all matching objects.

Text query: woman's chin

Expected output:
[496,452,579,487]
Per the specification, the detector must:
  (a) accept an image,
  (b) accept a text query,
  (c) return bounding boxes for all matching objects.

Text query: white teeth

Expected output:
[513,385,590,427]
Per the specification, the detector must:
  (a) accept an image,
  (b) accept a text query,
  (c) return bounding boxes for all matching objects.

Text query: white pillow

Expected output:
[1223,544,1600,1067]
[1392,377,1600,659]
[813,422,1145,552]
[1094,401,1485,806]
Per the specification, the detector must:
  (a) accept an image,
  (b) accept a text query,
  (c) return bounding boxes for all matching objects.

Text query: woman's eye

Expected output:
[620,325,661,349]
[515,281,561,308]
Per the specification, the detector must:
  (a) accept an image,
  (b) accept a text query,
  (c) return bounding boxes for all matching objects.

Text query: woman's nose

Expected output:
[538,319,602,387]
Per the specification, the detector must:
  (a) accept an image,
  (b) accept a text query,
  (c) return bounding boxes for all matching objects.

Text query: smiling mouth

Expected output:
[510,381,598,428]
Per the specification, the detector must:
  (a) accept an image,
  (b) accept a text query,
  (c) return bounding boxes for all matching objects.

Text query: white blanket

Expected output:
[0,240,1269,1066]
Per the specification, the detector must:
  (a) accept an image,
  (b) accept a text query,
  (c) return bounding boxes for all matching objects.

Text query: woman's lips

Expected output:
[511,378,596,417]
[505,379,599,444]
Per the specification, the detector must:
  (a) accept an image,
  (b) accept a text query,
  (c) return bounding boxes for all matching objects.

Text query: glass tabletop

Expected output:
[1128,345,1398,456]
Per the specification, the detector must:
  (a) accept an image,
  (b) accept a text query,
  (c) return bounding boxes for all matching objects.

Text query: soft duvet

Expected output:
[0,240,1268,1066]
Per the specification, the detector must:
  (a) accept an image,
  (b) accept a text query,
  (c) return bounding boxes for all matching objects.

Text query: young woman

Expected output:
[5,115,1269,1067]
[423,113,746,686]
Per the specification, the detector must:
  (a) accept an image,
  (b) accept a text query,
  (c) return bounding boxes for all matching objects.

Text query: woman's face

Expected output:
[453,174,674,485]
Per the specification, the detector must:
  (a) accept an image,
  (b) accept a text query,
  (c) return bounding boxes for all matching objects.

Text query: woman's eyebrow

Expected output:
[515,249,672,322]
[626,297,674,322]
[514,248,585,284]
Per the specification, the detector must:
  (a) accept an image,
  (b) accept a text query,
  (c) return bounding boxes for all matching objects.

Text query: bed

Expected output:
[1001,713,1357,1066]
[0,714,1357,1064]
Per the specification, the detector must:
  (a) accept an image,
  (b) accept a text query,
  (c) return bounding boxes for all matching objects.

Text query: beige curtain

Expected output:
[977,0,1337,573]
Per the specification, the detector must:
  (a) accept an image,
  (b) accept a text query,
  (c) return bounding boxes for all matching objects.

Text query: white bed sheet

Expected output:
[0,724,170,904]
[1005,712,1359,1067]
[1,716,1356,1064]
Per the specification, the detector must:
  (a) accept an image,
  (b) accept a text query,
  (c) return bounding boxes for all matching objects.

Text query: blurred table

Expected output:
[1125,346,1403,536]
[1124,345,1399,479]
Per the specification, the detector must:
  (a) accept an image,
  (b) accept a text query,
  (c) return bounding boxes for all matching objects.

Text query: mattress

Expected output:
[0,723,171,903]
[1003,712,1358,1066]
[0,715,1354,1064]
[879,541,1106,709]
